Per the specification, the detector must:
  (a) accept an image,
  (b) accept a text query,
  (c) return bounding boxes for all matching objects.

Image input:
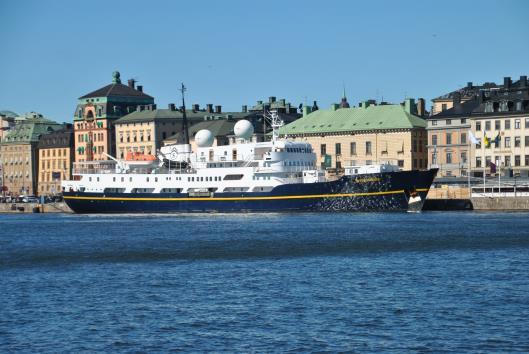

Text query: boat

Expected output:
[61,87,437,213]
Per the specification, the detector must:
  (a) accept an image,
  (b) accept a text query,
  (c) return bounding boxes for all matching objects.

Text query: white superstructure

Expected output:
[62,113,327,195]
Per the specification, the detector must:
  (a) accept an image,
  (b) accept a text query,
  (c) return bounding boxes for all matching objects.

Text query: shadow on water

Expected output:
[1,212,529,268]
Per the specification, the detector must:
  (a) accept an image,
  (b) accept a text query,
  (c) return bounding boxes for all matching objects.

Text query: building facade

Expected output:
[279,99,428,172]
[37,125,74,195]
[0,110,18,143]
[73,71,154,162]
[427,75,529,178]
[0,112,62,196]
[114,104,216,158]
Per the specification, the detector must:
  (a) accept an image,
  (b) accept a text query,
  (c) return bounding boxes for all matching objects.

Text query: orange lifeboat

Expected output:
[125,151,157,161]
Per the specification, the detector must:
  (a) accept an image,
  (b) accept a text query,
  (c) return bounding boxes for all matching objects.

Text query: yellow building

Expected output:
[0,113,62,196]
[279,99,428,172]
[37,126,74,195]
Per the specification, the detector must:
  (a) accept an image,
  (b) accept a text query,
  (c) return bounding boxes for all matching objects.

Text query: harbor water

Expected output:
[1,212,529,352]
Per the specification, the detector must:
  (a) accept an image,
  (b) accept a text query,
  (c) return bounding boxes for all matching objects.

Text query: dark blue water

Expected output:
[1,212,529,352]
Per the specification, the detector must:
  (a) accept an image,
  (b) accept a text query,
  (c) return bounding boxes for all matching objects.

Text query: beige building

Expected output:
[37,126,74,195]
[0,113,62,196]
[279,99,428,172]
[0,110,18,143]
[114,104,214,159]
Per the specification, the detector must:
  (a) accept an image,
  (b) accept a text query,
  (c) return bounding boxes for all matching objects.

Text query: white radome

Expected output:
[234,119,254,140]
[195,129,214,147]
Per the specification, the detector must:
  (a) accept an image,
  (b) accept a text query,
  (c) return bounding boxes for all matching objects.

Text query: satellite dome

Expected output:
[195,129,214,147]
[234,120,254,140]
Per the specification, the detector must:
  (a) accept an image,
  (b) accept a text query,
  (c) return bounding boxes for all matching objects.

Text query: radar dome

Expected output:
[234,120,254,140]
[195,129,214,147]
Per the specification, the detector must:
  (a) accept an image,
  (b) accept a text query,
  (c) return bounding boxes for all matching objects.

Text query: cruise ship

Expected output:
[61,105,437,213]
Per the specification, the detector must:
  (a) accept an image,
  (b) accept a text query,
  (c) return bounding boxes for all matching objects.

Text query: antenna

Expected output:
[179,83,190,145]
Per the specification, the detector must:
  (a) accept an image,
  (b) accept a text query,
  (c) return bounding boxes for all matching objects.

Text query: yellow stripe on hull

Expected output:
[63,188,429,202]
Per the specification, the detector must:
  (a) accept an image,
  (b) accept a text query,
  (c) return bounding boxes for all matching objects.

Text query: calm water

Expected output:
[1,212,529,353]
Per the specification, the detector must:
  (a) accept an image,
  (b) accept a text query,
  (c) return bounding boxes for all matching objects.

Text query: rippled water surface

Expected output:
[1,212,529,352]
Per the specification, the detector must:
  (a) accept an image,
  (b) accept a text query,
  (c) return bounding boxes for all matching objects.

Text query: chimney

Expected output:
[417,98,425,117]
[151,104,156,110]
[168,103,176,111]
[467,82,473,89]
[453,92,461,106]
[279,98,286,105]
[302,105,311,117]
[137,85,143,92]
[257,100,263,105]
[128,79,135,89]
[269,96,276,103]
[504,76,511,89]
[404,98,415,114]
[215,105,222,113]
[520,75,527,87]
[312,100,319,111]
[242,105,247,113]
[206,104,213,113]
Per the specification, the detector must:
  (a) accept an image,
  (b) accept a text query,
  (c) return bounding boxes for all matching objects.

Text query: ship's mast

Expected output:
[265,110,283,144]
[179,83,190,145]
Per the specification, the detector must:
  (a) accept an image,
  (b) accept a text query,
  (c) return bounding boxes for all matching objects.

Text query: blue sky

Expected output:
[1,0,528,122]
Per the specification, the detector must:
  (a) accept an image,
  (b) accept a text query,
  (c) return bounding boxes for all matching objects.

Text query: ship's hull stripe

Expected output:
[63,188,429,202]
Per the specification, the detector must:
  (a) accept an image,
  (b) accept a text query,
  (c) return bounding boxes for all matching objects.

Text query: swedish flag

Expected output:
[483,133,491,148]
[493,132,501,147]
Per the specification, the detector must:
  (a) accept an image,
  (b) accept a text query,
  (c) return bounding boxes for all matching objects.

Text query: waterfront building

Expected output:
[73,71,154,162]
[279,98,427,172]
[0,112,62,196]
[431,81,499,116]
[0,110,18,143]
[427,75,529,178]
[426,93,477,177]
[114,104,221,158]
[37,125,74,195]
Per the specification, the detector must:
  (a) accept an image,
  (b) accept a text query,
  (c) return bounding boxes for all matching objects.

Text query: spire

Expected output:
[339,85,350,108]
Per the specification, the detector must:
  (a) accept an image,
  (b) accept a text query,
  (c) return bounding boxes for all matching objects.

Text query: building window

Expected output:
[515,119,521,129]
[431,120,437,126]
[505,156,511,167]
[476,121,481,131]
[505,120,511,130]
[365,141,372,155]
[505,137,511,148]
[335,143,341,156]
[461,133,466,144]
[485,121,491,131]
[446,152,452,164]
[515,136,521,148]
[162,132,167,140]
[525,155,529,166]
[398,160,404,167]
[446,133,452,145]
[485,156,491,167]
[461,118,467,124]
[461,151,467,163]
[476,157,482,168]
[320,144,326,155]
[446,119,451,125]
[525,136,529,147]
[432,135,437,145]
[495,120,501,130]
[515,155,521,166]
[350,142,356,155]
[413,140,417,152]
[442,104,447,111]
[525,118,529,129]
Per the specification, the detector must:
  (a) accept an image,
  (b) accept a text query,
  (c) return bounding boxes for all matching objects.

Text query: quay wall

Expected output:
[471,197,529,211]
[0,203,72,213]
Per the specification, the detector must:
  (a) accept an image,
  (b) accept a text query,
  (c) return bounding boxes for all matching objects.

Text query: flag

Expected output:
[483,132,491,148]
[490,161,497,174]
[469,130,479,144]
[494,132,501,147]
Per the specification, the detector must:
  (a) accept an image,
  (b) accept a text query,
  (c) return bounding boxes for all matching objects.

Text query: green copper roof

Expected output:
[279,104,426,136]
[0,116,63,144]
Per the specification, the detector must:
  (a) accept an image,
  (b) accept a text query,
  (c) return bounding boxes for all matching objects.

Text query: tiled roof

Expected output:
[189,119,236,137]
[79,83,153,99]
[429,98,480,118]
[279,104,426,136]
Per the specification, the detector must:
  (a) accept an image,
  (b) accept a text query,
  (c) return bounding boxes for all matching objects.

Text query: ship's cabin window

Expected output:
[121,177,124,182]
[113,177,116,182]
[129,177,132,182]
[146,177,149,182]
[89,177,92,182]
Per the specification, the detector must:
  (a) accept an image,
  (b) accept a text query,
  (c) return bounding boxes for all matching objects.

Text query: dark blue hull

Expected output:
[63,169,437,213]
